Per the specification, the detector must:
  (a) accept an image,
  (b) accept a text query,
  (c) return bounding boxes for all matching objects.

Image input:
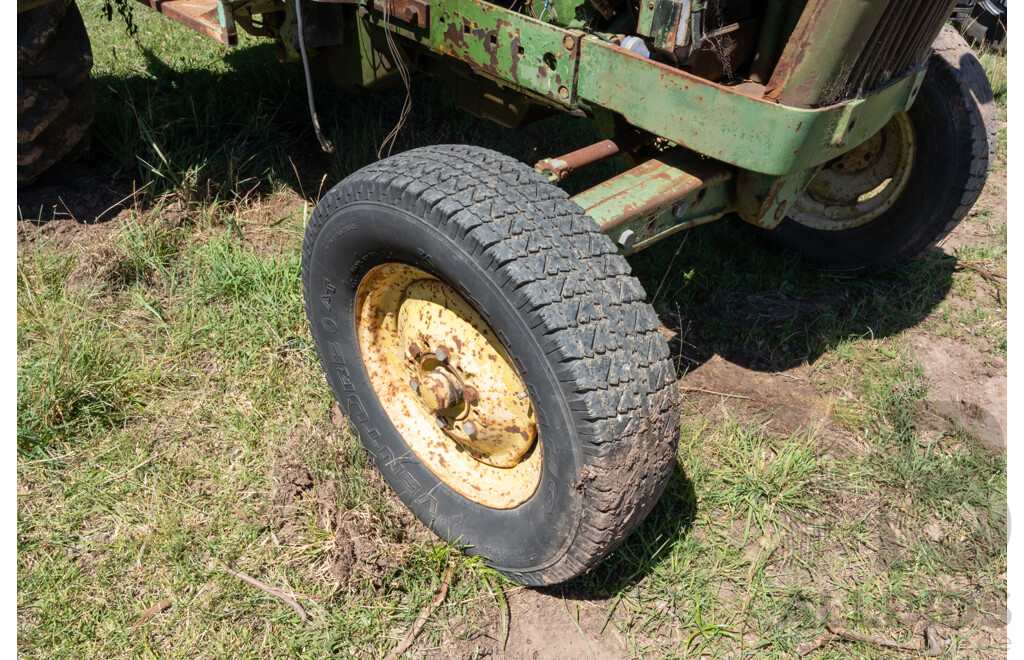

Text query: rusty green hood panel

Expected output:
[575,37,926,176]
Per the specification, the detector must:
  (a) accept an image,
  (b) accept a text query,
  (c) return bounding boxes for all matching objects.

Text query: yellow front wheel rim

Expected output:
[355,263,542,509]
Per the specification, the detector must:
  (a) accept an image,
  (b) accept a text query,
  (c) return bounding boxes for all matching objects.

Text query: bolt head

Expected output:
[435,417,447,429]
[434,346,449,363]
[410,378,420,392]
[558,86,570,100]
[462,421,478,437]
[408,343,422,359]
[463,385,479,404]
[617,229,636,250]
[563,35,575,51]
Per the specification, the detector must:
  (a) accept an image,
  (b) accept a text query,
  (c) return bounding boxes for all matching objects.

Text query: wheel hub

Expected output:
[416,369,463,412]
[789,111,916,230]
[355,263,542,508]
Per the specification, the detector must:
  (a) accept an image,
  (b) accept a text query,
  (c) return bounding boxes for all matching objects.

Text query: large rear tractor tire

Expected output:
[18,0,96,187]
[302,145,680,585]
[765,26,997,274]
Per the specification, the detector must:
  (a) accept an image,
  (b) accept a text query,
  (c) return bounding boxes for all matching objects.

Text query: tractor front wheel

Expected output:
[302,145,679,585]
[766,26,997,274]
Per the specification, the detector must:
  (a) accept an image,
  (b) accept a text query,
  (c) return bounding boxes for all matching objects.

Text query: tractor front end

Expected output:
[127,0,996,585]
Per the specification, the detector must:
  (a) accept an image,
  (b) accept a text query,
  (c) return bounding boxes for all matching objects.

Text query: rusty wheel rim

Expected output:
[789,111,915,231]
[355,263,541,509]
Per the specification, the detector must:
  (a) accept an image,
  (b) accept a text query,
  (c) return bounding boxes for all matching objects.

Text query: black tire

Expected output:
[18,0,95,187]
[302,145,679,585]
[765,25,997,274]
[964,0,1007,52]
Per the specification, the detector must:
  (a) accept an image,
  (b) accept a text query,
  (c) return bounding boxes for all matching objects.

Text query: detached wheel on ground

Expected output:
[302,145,679,585]
[765,25,997,274]
[18,0,95,187]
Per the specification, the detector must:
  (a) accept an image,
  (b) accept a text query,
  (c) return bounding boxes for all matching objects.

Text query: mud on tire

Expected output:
[302,145,680,585]
[18,0,95,187]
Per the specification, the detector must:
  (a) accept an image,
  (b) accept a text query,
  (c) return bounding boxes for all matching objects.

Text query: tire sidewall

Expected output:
[305,194,585,576]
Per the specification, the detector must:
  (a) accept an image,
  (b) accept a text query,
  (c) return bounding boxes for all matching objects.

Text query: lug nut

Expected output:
[435,417,447,429]
[410,378,420,392]
[434,346,449,363]
[408,342,422,359]
[462,421,478,437]
[463,385,479,404]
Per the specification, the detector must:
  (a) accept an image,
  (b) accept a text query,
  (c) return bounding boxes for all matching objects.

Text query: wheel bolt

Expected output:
[435,417,447,429]
[435,346,449,363]
[462,421,478,437]
[408,342,422,359]
[410,378,420,392]
[463,385,479,404]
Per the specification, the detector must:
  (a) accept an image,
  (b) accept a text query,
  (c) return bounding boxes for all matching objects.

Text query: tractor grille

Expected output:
[847,0,960,94]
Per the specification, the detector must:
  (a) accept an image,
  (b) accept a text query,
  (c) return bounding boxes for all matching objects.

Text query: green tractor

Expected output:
[19,0,997,585]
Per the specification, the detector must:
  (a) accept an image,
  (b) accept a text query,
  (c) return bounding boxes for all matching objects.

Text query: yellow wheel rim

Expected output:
[789,111,916,230]
[355,263,542,509]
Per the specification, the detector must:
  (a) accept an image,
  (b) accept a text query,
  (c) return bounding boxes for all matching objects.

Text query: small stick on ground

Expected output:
[680,386,755,401]
[214,559,309,623]
[794,631,837,656]
[132,599,171,629]
[824,621,933,655]
[384,565,454,660]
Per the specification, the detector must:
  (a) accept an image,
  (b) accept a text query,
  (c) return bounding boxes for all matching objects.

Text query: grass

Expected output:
[17,6,1008,659]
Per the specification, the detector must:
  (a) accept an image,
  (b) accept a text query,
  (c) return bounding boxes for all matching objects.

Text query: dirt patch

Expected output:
[428,588,628,660]
[911,335,1006,447]
[270,463,400,586]
[680,355,831,437]
[17,215,119,254]
[234,190,307,258]
[17,161,139,228]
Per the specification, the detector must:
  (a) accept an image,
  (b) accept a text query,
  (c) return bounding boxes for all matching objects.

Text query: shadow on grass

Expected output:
[19,39,620,222]
[630,216,956,374]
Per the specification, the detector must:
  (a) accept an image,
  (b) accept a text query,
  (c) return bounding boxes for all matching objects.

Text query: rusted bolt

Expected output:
[435,417,447,429]
[408,342,422,359]
[435,346,449,363]
[558,86,570,100]
[462,421,478,437]
[410,378,420,392]
[774,203,788,222]
[463,385,479,404]
[562,35,575,51]
[617,229,636,250]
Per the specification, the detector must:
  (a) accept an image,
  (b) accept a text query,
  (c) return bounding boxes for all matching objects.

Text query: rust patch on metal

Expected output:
[369,0,430,29]
[535,131,652,182]
[355,264,541,508]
